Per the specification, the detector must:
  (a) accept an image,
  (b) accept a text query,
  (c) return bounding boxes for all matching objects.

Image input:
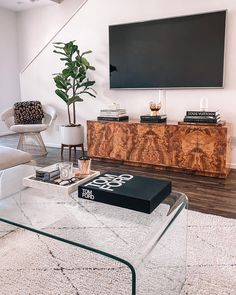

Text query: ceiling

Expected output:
[0,0,62,12]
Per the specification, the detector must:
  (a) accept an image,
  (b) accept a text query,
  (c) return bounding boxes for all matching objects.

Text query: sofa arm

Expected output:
[0,164,35,198]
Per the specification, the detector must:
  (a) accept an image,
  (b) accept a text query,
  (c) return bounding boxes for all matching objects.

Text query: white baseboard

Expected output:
[230,163,236,169]
[0,131,14,137]
[45,142,87,150]
[45,142,61,148]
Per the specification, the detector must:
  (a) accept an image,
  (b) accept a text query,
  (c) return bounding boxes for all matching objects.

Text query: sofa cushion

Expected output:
[0,146,32,170]
[10,124,47,133]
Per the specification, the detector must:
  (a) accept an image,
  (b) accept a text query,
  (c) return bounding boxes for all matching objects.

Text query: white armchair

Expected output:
[0,104,57,156]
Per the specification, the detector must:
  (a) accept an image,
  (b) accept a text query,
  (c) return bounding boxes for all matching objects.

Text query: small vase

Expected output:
[200,97,208,111]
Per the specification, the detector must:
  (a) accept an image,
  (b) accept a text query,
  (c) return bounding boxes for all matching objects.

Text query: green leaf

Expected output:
[55,89,68,103]
[62,68,71,77]
[53,42,66,45]
[64,43,71,56]
[54,75,67,87]
[55,82,67,90]
[53,45,65,50]
[66,61,77,70]
[71,45,78,55]
[81,57,89,67]
[60,58,71,62]
[87,87,97,94]
[81,91,96,98]
[88,66,95,71]
[68,96,83,105]
[79,67,86,74]
[75,70,85,79]
[81,50,92,57]
[79,76,86,83]
[53,50,67,56]
[64,41,78,57]
[81,80,95,87]
[71,68,79,79]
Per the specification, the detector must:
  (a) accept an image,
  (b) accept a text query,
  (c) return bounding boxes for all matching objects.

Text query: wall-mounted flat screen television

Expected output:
[109,10,226,89]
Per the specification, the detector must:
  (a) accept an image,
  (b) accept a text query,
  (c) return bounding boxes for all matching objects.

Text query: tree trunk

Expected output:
[73,102,76,125]
[67,104,71,125]
[72,78,76,125]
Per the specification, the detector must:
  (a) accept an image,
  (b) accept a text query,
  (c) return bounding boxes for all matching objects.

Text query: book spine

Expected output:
[99,113,127,117]
[184,118,218,123]
[97,116,129,121]
[185,115,220,120]
[140,115,167,119]
[100,109,126,113]
[140,118,167,123]
[178,121,224,126]
[186,111,219,116]
[78,186,150,213]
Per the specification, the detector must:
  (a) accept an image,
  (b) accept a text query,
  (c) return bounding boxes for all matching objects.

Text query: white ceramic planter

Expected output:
[60,125,84,145]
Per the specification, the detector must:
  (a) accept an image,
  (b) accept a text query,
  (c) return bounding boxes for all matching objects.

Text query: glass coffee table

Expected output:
[0,175,188,295]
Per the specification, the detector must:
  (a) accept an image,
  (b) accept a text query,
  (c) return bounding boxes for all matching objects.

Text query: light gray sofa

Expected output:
[0,146,35,197]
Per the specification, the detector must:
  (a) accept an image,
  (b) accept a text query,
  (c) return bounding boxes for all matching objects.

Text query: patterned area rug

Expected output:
[0,210,235,295]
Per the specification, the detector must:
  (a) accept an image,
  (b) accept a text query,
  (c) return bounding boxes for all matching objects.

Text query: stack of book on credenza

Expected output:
[183,110,221,124]
[97,109,129,121]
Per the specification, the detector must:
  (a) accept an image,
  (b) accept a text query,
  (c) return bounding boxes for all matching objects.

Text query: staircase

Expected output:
[21,0,88,74]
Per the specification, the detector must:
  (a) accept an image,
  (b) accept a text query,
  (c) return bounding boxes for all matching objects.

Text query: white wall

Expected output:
[0,8,20,135]
[17,0,85,71]
[18,0,236,166]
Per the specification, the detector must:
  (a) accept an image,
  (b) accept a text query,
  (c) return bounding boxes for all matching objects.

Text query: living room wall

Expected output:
[0,8,20,135]
[17,0,85,71]
[18,0,236,166]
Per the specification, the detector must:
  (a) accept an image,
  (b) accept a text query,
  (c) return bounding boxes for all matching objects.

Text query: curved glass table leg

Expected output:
[136,207,188,294]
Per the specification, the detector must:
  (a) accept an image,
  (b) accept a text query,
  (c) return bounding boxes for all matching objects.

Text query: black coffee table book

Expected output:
[78,172,171,214]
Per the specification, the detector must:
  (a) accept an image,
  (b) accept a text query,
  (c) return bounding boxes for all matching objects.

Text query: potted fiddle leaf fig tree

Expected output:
[53,40,96,145]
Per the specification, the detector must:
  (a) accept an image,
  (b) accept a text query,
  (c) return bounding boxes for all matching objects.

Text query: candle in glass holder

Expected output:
[78,156,91,176]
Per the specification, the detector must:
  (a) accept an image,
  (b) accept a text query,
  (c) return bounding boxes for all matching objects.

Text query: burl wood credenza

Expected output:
[87,120,232,178]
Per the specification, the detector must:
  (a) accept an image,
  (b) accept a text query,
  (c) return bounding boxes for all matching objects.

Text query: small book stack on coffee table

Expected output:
[23,164,100,195]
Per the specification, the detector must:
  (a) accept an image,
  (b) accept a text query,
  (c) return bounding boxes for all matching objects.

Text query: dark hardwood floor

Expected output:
[1,134,235,219]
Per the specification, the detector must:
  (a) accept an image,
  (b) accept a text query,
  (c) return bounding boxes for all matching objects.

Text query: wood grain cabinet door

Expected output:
[87,121,126,160]
[172,125,228,173]
[196,127,227,173]
[126,123,170,165]
[172,126,199,170]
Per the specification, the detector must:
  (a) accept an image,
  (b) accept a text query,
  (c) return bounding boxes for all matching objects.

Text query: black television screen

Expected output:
[109,11,226,89]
